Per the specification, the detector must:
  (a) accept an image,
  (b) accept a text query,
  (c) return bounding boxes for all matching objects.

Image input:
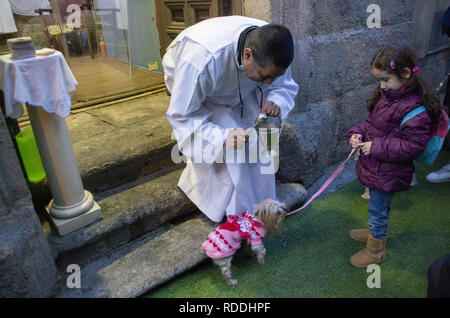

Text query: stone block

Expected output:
[271,0,414,40]
[281,83,375,187]
[0,203,58,297]
[419,50,450,89]
[279,101,336,186]
[270,0,314,41]
[295,23,412,106]
[0,113,30,206]
[59,218,215,298]
[67,112,115,142]
[276,182,308,210]
[0,108,58,298]
[310,0,414,36]
[244,0,271,21]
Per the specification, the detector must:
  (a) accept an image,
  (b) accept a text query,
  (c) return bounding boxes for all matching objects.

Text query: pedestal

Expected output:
[47,198,102,236]
[27,104,102,235]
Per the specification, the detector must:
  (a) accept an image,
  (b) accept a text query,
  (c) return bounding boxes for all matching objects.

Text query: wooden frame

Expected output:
[156,0,243,55]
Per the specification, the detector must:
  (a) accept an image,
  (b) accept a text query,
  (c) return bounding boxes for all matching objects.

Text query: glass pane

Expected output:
[64,0,165,103]
[1,0,164,110]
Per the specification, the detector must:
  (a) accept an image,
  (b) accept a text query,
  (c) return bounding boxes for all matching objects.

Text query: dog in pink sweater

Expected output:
[202,198,287,286]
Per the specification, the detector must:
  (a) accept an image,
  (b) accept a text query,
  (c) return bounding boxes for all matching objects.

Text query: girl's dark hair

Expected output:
[367,44,442,130]
[244,24,294,69]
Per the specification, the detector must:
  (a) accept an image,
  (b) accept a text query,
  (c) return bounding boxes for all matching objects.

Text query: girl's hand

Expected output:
[359,142,372,156]
[349,134,362,148]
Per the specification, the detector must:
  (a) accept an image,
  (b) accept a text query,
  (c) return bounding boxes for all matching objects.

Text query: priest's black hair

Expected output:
[244,24,294,69]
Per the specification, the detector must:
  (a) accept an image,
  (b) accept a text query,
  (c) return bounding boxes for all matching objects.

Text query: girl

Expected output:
[347,44,443,268]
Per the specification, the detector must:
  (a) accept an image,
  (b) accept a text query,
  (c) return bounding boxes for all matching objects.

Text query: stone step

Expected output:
[45,168,199,271]
[28,92,179,219]
[55,181,308,298]
[57,217,216,298]
[46,165,307,297]
[45,161,307,272]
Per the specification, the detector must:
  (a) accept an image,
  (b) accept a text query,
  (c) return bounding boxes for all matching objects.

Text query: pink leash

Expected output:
[286,148,357,216]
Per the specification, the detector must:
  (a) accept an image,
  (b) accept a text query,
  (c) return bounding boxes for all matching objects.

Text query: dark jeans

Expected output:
[367,188,393,239]
[427,253,450,298]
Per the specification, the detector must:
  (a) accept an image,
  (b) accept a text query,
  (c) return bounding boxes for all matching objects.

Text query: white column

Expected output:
[27,104,102,236]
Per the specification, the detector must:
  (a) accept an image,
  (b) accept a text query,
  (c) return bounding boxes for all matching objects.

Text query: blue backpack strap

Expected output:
[401,106,427,127]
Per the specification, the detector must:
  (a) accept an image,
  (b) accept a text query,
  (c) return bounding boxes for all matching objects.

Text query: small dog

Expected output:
[202,198,287,286]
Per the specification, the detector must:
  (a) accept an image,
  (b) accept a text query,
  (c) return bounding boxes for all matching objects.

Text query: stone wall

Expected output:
[243,0,271,20]
[248,0,450,187]
[0,112,58,297]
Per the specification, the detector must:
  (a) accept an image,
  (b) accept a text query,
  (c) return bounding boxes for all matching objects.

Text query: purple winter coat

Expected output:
[347,85,432,193]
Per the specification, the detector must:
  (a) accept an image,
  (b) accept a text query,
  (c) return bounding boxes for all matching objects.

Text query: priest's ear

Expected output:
[243,48,253,62]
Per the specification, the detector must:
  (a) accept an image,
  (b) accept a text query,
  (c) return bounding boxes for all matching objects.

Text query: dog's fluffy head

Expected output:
[254,198,287,234]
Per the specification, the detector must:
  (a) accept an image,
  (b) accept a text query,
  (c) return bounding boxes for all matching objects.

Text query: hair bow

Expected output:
[412,66,420,73]
[390,60,396,70]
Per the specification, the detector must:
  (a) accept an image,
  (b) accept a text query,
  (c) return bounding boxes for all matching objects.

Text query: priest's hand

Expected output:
[224,128,249,149]
[261,101,281,117]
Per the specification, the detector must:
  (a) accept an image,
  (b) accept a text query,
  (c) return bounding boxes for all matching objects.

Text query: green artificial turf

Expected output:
[145,151,450,298]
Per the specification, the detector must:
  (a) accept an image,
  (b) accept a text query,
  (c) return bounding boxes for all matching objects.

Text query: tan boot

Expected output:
[349,234,387,268]
[349,228,370,243]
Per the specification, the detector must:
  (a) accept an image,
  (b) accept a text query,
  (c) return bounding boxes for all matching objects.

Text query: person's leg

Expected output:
[427,253,450,298]
[367,189,393,239]
[426,160,450,183]
[426,73,450,183]
[349,189,391,267]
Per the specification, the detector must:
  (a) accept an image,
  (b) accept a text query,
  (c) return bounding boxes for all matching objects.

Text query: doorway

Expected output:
[2,0,242,113]
[49,0,165,104]
[156,0,242,54]
[21,0,164,106]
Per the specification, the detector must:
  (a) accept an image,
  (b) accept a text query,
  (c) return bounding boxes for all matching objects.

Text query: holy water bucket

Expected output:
[254,113,281,158]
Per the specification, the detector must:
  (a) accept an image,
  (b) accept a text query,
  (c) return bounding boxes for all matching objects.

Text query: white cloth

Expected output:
[163,16,299,222]
[0,0,18,33]
[8,0,50,16]
[0,49,77,118]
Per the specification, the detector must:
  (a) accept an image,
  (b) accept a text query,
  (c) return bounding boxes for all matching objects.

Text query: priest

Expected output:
[163,15,299,222]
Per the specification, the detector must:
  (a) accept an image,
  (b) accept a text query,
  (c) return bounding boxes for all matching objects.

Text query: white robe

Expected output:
[163,16,299,222]
[1,0,17,33]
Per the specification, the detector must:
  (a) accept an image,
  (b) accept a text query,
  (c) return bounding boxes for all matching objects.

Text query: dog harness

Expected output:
[202,212,267,259]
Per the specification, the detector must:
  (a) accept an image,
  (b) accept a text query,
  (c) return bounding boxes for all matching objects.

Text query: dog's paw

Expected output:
[226,278,238,286]
[257,247,266,266]
[257,253,265,266]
